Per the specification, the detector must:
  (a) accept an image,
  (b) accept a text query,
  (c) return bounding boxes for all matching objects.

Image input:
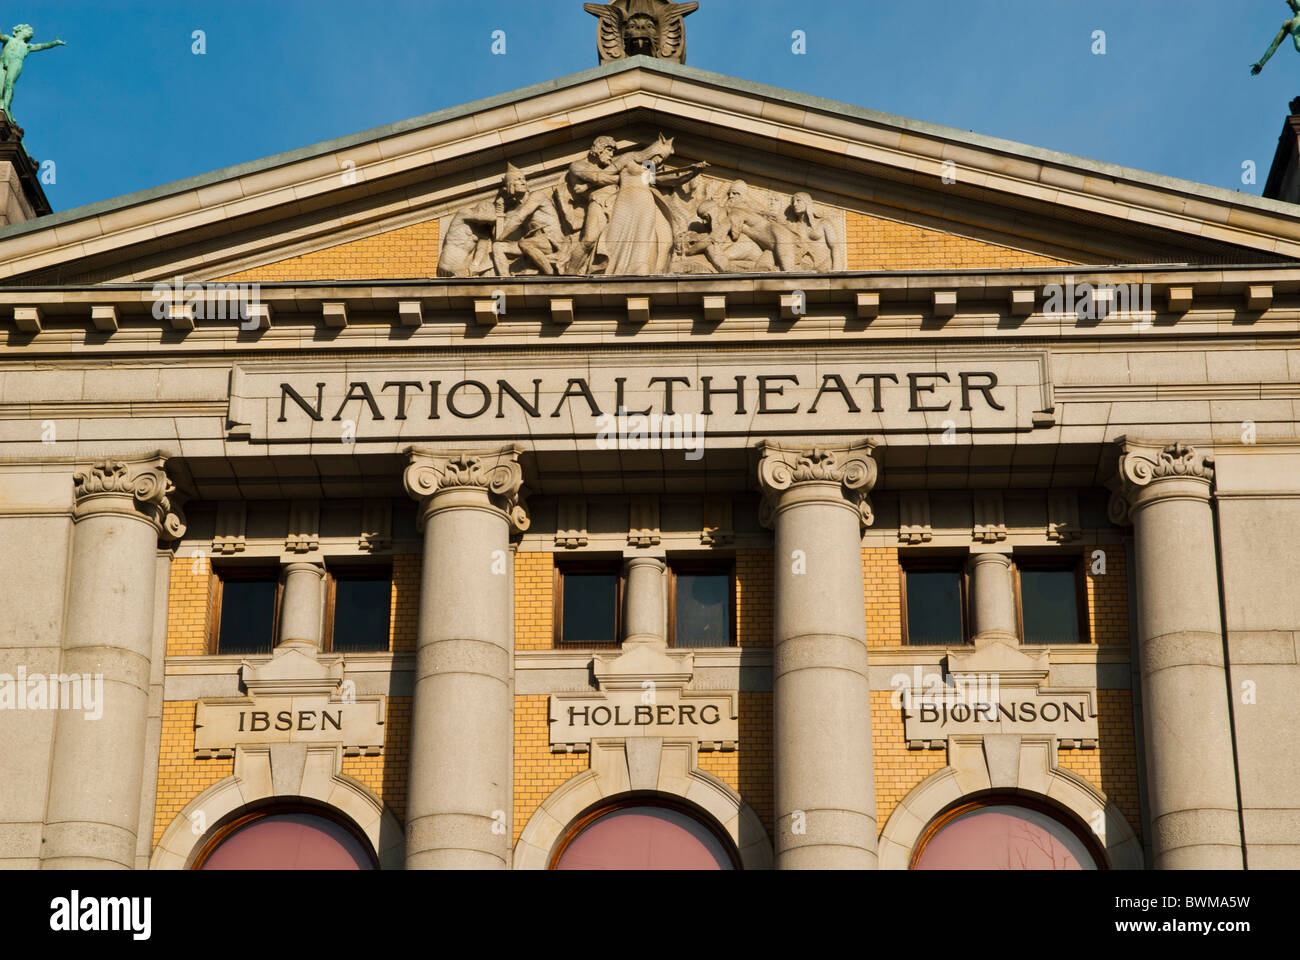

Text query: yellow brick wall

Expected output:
[1055,689,1142,842]
[1087,543,1129,644]
[734,549,772,646]
[218,219,439,282]
[153,700,235,847]
[514,551,554,650]
[390,554,420,653]
[513,694,589,844]
[865,543,1142,850]
[340,696,412,825]
[695,692,773,837]
[166,556,216,657]
[863,547,903,646]
[157,554,419,853]
[846,211,1070,271]
[870,690,950,831]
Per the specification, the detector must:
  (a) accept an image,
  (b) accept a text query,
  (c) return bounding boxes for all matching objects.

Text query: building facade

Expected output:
[1,44,1299,870]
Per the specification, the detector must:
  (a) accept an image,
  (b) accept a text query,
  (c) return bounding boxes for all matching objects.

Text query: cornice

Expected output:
[5,265,1300,354]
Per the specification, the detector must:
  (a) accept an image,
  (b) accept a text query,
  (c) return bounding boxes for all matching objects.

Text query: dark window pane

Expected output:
[332,576,391,652]
[675,574,730,648]
[1020,569,1080,644]
[562,573,617,645]
[218,578,276,654]
[906,570,964,645]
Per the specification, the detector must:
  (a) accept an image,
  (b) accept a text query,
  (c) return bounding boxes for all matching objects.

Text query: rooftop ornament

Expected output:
[0,23,66,121]
[584,0,698,65]
[1251,0,1300,75]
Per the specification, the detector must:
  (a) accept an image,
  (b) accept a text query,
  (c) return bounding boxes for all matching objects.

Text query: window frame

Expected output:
[208,565,283,656]
[899,556,970,647]
[553,558,624,649]
[323,562,394,654]
[909,794,1109,870]
[548,793,742,870]
[667,559,737,649]
[191,801,379,870]
[1012,555,1090,646]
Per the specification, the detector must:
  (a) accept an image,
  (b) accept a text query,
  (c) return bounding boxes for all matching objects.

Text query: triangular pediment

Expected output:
[4,57,1300,285]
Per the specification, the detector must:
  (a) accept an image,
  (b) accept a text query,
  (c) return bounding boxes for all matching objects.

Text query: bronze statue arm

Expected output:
[31,40,68,52]
[1253,24,1292,74]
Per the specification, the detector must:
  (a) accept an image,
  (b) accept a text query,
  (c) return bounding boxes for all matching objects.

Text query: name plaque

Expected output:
[194,695,386,757]
[549,690,738,753]
[227,350,1053,443]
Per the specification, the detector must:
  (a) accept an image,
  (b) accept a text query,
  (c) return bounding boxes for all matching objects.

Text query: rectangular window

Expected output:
[212,569,279,655]
[327,567,393,653]
[902,561,967,646]
[555,562,621,647]
[669,563,734,648]
[1016,560,1087,645]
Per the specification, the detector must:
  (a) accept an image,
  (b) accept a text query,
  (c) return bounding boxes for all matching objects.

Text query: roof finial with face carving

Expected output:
[583,0,698,65]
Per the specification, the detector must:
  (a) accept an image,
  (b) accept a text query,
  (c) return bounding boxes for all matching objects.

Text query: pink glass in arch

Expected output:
[555,806,735,870]
[913,804,1098,870]
[200,813,375,870]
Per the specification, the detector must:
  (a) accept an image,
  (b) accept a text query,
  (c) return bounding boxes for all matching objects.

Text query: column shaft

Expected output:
[623,556,666,647]
[1114,441,1243,869]
[278,562,325,651]
[761,443,878,869]
[968,551,1017,643]
[41,457,184,869]
[403,447,525,869]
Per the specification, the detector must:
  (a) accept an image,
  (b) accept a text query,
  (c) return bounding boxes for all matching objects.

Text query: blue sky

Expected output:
[9,1,1300,212]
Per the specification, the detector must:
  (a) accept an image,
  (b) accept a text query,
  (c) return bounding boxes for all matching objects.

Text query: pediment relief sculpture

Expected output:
[437,134,845,278]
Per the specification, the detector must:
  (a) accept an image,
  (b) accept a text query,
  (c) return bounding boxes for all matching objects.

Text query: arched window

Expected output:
[911,796,1104,870]
[550,796,739,870]
[193,805,377,870]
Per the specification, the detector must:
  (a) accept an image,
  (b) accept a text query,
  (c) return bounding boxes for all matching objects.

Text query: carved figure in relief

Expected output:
[437,135,844,277]
[491,164,569,276]
[1251,1,1300,75]
[437,197,499,277]
[786,192,846,272]
[556,136,622,273]
[586,134,709,275]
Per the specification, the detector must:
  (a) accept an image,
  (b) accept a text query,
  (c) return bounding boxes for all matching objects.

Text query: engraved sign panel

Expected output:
[228,349,1053,445]
[549,690,737,753]
[194,695,386,756]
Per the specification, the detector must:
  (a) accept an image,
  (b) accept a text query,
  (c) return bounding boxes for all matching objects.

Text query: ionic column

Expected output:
[759,441,879,869]
[402,446,528,869]
[623,556,666,648]
[967,550,1018,644]
[1110,440,1243,869]
[278,562,326,652]
[41,456,186,869]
